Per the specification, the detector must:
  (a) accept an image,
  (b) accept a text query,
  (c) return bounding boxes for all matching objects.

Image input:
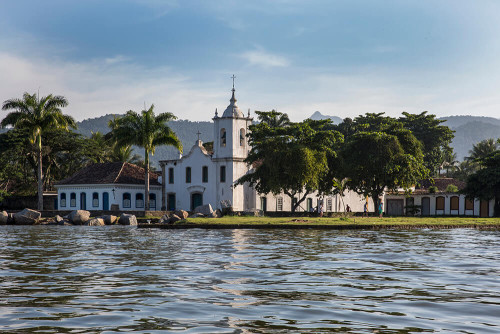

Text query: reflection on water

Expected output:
[0,226,499,333]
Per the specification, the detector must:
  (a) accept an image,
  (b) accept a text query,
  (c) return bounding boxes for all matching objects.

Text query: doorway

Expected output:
[103,192,109,211]
[191,193,203,211]
[480,200,489,217]
[80,192,86,210]
[421,197,430,216]
[260,197,267,212]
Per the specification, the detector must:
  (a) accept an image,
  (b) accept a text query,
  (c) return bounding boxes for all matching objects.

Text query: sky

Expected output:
[1,0,500,122]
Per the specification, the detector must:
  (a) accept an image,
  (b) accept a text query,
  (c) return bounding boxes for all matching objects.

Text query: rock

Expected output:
[55,215,64,223]
[214,209,222,218]
[169,214,182,224]
[86,218,105,226]
[0,211,8,225]
[101,215,117,225]
[14,208,41,225]
[194,204,213,215]
[7,213,15,224]
[189,213,205,218]
[57,219,72,226]
[159,214,171,224]
[68,210,91,225]
[174,210,189,220]
[118,213,137,225]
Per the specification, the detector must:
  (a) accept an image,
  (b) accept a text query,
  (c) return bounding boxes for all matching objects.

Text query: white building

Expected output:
[55,162,161,211]
[160,86,371,213]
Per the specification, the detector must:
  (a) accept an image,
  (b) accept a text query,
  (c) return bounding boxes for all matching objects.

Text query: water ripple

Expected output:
[0,226,499,333]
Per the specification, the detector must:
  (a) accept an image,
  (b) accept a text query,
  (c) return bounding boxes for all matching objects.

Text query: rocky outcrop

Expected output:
[86,218,105,226]
[118,213,137,225]
[0,211,8,225]
[169,214,182,223]
[67,210,91,225]
[14,209,41,225]
[174,210,189,220]
[101,215,117,225]
[194,204,213,216]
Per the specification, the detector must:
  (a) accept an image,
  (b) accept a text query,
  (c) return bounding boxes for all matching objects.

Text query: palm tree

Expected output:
[466,138,499,163]
[109,104,182,210]
[255,110,290,128]
[2,92,75,210]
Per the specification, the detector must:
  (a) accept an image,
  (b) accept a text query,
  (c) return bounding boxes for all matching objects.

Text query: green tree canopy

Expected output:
[462,146,500,217]
[237,111,342,212]
[399,111,454,176]
[2,92,75,209]
[108,104,182,210]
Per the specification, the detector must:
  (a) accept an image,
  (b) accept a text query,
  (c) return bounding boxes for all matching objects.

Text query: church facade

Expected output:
[159,86,370,213]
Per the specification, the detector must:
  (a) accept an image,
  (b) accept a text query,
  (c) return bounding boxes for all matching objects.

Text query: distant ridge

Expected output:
[309,111,343,124]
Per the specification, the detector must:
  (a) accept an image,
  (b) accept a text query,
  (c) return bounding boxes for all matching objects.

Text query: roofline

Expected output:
[54,183,162,188]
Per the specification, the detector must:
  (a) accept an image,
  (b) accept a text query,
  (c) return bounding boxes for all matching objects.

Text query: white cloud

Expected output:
[240,50,290,68]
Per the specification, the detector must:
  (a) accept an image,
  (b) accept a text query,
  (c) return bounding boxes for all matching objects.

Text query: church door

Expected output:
[103,192,109,211]
[260,197,267,212]
[80,192,86,210]
[480,200,489,217]
[191,193,203,211]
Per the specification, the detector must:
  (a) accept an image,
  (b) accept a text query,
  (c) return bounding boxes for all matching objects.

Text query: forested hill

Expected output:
[310,112,500,161]
[75,114,213,168]
[438,116,500,160]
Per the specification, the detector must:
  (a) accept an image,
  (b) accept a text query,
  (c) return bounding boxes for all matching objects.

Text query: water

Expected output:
[0,226,499,333]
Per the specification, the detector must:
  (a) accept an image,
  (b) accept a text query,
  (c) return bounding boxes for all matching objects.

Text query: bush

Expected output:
[429,186,438,193]
[445,184,459,193]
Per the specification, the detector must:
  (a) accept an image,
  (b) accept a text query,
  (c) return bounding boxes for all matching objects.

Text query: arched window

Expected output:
[186,167,191,183]
[220,128,226,147]
[465,198,474,211]
[149,193,156,210]
[70,193,76,207]
[436,196,445,210]
[450,196,459,210]
[202,166,208,183]
[136,193,144,208]
[240,128,245,147]
[60,193,67,207]
[92,192,99,207]
[123,193,131,208]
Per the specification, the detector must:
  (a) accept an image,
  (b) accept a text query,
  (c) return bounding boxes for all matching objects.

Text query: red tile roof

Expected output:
[416,178,466,192]
[57,162,160,186]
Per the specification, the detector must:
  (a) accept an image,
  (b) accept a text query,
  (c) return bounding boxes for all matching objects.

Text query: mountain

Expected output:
[74,114,213,168]
[309,111,343,124]
[439,117,500,160]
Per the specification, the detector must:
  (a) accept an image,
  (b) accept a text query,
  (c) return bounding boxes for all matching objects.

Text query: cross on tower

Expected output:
[196,131,201,141]
[231,74,236,89]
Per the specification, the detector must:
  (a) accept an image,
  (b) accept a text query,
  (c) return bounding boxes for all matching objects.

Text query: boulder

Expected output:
[214,209,222,218]
[86,218,105,226]
[7,213,15,224]
[101,215,118,225]
[118,213,137,225]
[57,219,72,226]
[189,213,205,218]
[14,208,41,225]
[68,210,91,225]
[158,214,171,224]
[194,204,213,215]
[174,210,189,220]
[0,211,8,225]
[169,214,182,224]
[55,215,64,223]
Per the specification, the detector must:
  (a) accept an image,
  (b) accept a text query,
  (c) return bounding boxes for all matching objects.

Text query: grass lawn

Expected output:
[169,216,500,226]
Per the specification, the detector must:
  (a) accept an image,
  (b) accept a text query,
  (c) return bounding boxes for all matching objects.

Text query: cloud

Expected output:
[0,52,226,123]
[240,50,290,68]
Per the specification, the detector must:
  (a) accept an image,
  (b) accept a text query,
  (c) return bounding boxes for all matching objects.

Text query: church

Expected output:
[159,84,370,213]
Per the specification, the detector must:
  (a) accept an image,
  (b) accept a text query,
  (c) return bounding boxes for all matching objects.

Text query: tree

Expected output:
[399,111,454,176]
[462,149,500,217]
[466,138,499,163]
[236,112,342,212]
[335,113,429,213]
[1,92,75,210]
[108,104,182,210]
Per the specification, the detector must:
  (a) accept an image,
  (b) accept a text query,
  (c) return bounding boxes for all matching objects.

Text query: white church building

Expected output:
[159,86,370,213]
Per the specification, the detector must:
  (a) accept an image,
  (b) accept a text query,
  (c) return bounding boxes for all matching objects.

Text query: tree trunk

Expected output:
[372,195,379,214]
[145,150,150,211]
[37,135,43,211]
